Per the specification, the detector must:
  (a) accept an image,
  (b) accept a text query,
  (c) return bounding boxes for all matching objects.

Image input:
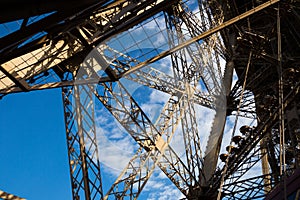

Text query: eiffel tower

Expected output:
[1,0,300,199]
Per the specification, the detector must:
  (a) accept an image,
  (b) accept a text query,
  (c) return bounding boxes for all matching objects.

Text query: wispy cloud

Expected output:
[95,109,138,175]
[143,171,185,200]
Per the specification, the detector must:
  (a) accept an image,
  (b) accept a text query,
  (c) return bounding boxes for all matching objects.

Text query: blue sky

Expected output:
[0,89,71,200]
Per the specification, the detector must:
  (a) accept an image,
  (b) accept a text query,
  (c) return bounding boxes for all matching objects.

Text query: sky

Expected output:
[0,89,72,199]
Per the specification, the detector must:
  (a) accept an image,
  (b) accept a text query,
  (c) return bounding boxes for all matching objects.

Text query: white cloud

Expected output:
[143,171,185,200]
[143,15,166,32]
[141,102,165,124]
[149,89,171,104]
[96,125,137,175]
[94,109,139,176]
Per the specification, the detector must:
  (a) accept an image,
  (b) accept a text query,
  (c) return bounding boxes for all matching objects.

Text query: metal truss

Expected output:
[0,0,175,94]
[206,1,300,199]
[2,0,300,200]
[62,80,103,200]
[103,45,214,109]
[164,4,211,188]
[0,0,280,95]
[222,173,275,200]
[127,66,214,108]
[209,75,300,199]
[83,3,227,197]
[94,81,196,198]
[167,4,231,189]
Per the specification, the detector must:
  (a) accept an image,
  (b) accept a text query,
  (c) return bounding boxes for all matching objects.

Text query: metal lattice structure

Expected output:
[1,0,300,199]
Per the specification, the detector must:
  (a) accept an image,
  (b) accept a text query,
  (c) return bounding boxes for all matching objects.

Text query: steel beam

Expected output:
[0,65,30,91]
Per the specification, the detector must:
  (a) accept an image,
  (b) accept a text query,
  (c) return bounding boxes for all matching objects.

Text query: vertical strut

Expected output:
[277,4,287,199]
[62,83,103,200]
[202,60,233,185]
[165,4,204,187]
[74,85,91,200]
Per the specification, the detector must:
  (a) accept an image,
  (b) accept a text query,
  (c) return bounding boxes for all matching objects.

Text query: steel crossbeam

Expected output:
[94,81,196,198]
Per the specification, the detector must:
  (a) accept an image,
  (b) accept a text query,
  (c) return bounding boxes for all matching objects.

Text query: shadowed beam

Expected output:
[0,65,30,91]
[0,190,26,200]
